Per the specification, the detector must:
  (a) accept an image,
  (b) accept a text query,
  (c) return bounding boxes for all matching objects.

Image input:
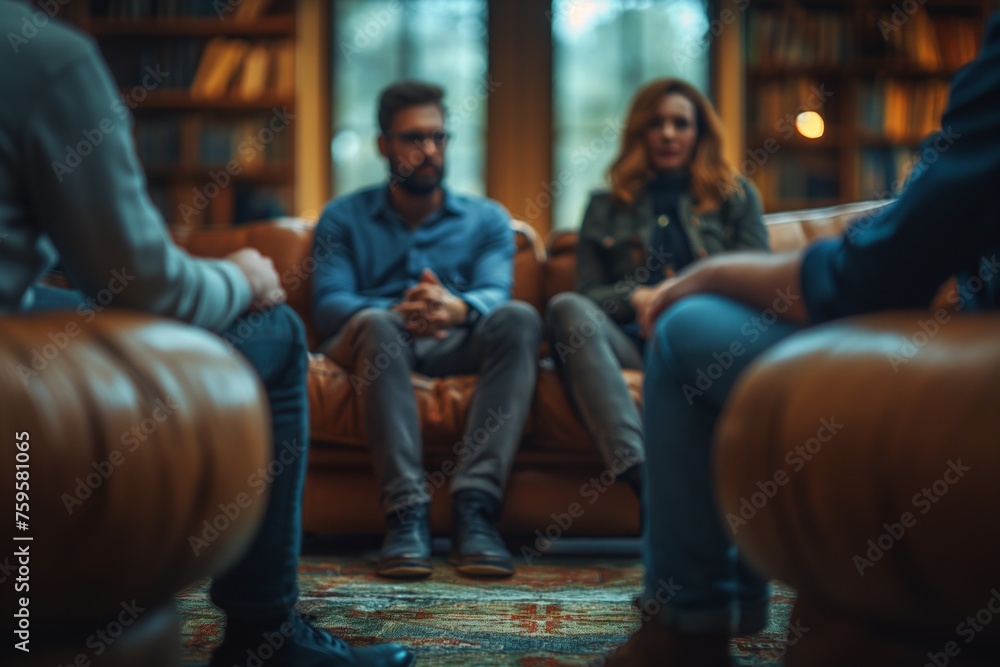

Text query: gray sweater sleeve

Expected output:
[23,42,252,332]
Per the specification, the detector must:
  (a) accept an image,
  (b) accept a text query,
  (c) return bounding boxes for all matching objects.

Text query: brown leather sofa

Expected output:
[175,200,899,541]
[2,312,270,666]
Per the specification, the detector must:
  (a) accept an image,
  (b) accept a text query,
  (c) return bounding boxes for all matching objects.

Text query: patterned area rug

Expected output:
[178,553,795,666]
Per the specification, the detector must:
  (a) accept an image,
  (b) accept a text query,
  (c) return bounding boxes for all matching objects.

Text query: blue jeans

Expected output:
[640,294,802,634]
[26,285,309,620]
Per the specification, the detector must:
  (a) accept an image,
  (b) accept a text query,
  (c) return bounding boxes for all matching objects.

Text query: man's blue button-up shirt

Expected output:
[311,185,514,338]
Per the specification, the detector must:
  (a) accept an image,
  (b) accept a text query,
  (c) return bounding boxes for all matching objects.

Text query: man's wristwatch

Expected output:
[463,305,481,327]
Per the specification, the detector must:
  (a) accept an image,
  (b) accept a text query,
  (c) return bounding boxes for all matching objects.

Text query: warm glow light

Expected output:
[796,111,825,139]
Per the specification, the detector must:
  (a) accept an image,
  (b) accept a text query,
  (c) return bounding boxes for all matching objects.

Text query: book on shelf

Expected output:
[187,37,293,100]
[776,152,839,201]
[152,181,293,228]
[753,151,840,207]
[934,16,982,69]
[236,43,272,99]
[858,147,919,199]
[882,9,943,69]
[100,38,200,90]
[747,10,848,68]
[271,40,295,98]
[233,0,272,20]
[752,77,830,135]
[857,79,949,141]
[136,111,292,169]
[191,37,249,99]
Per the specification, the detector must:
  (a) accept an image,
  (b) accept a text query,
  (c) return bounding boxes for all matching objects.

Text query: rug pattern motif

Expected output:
[178,555,795,666]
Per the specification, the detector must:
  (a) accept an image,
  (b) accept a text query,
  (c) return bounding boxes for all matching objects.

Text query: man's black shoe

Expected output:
[376,502,432,579]
[210,611,416,667]
[449,489,513,578]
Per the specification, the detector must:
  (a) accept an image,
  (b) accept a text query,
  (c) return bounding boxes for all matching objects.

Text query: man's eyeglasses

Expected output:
[385,130,451,148]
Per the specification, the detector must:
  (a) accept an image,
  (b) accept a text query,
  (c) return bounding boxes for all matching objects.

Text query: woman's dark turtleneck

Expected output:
[647,170,695,283]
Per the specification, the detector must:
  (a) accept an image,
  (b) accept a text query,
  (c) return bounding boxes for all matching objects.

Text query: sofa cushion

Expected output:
[528,364,643,453]
[306,352,641,457]
[307,352,484,451]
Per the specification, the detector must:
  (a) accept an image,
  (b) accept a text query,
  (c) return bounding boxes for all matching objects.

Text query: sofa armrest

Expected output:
[715,313,1000,629]
[1,312,270,632]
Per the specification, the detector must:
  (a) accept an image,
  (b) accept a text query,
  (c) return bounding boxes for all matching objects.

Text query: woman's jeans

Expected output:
[25,285,310,620]
[545,292,645,474]
[640,294,802,634]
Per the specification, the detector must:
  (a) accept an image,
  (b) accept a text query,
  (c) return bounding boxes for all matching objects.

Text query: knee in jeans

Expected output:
[350,308,403,343]
[268,305,308,367]
[654,295,720,347]
[485,301,542,343]
[227,303,306,351]
[226,304,308,380]
[545,292,605,339]
[544,291,588,328]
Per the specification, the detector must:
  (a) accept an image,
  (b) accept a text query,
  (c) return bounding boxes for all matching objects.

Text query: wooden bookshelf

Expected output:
[66,0,299,228]
[129,91,295,110]
[87,16,297,36]
[742,0,999,212]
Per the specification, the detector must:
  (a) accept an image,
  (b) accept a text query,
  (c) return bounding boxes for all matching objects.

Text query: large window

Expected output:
[331,0,488,197]
[552,0,711,229]
[329,0,713,229]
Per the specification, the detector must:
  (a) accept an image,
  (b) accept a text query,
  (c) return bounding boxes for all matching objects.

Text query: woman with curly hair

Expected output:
[546,77,769,506]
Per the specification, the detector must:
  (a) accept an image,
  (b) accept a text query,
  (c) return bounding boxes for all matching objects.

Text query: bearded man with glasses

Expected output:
[311,81,541,580]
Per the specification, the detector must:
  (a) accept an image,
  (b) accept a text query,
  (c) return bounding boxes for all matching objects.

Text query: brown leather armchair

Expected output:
[2,312,270,666]
[715,313,1000,666]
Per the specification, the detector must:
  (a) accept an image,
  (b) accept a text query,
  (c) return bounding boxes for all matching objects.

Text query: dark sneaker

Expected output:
[449,489,513,578]
[210,611,415,667]
[376,502,432,579]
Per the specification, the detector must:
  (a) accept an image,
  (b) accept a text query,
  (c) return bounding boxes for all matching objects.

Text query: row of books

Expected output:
[135,114,293,166]
[872,10,981,70]
[749,8,981,70]
[857,147,919,200]
[753,148,927,206]
[751,151,841,204]
[150,182,293,228]
[857,79,949,142]
[90,0,271,19]
[746,11,849,67]
[100,38,294,99]
[927,16,982,69]
[749,78,836,133]
[878,9,940,69]
[191,38,295,100]
[102,39,200,89]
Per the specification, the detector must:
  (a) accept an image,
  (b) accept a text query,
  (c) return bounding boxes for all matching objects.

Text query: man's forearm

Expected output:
[689,251,810,324]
